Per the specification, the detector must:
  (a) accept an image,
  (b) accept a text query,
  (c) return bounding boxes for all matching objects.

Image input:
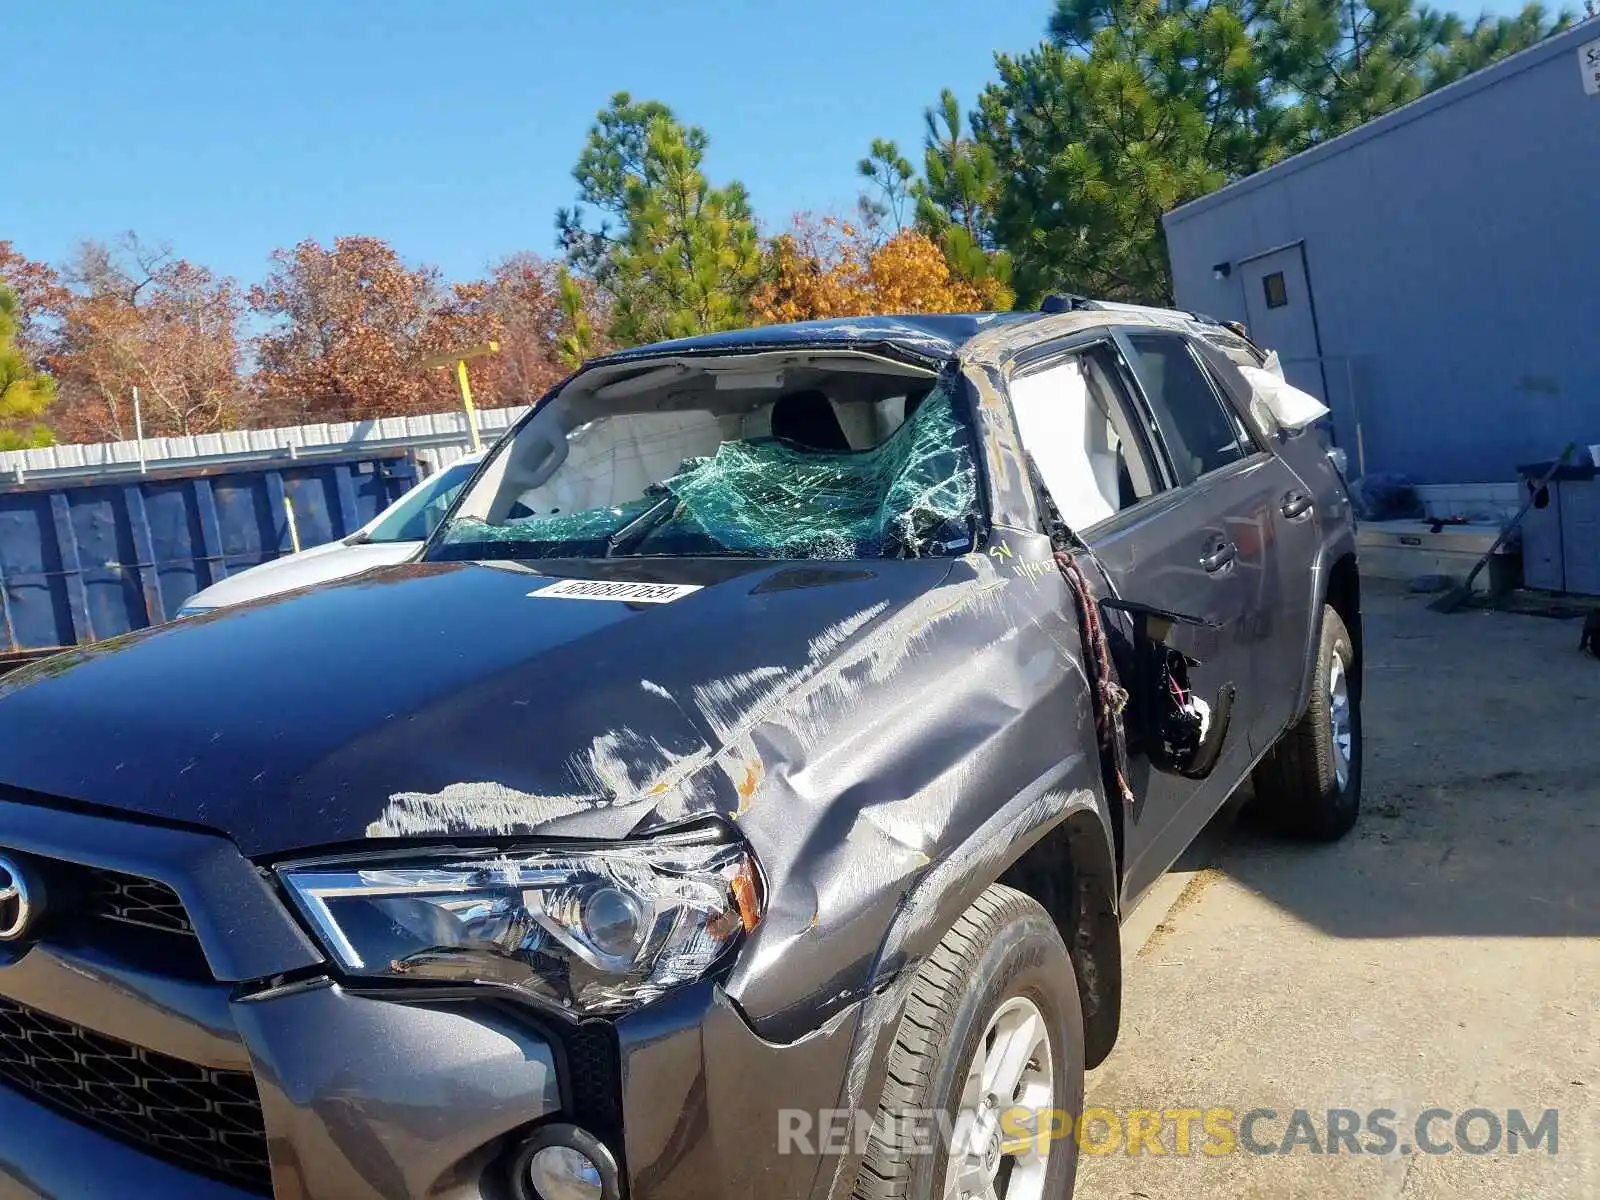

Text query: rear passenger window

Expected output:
[1125,333,1251,485]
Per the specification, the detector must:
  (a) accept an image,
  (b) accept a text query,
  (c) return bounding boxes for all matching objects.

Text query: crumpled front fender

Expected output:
[720,537,1112,1044]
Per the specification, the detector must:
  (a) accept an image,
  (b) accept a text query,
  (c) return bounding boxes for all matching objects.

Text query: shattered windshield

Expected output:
[433,372,981,561]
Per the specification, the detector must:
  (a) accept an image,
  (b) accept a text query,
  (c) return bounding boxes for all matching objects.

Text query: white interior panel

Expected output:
[1008,360,1121,531]
[513,410,724,516]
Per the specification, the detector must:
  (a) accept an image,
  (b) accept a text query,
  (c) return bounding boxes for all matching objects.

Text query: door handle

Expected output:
[1200,540,1238,573]
[1281,491,1314,520]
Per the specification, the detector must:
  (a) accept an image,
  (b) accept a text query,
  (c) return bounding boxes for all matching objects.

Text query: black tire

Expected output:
[1252,603,1362,840]
[851,884,1084,1200]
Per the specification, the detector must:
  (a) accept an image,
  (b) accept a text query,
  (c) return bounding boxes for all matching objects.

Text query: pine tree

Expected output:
[0,285,56,450]
[559,94,761,345]
[974,37,1225,305]
[968,0,1569,306]
[856,139,916,235]
[555,267,601,369]
[1422,2,1572,90]
[911,90,1014,306]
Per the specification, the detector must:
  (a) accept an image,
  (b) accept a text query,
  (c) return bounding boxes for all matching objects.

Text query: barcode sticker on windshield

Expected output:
[529,579,703,604]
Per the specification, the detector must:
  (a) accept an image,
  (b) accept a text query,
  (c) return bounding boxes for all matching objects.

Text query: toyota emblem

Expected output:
[0,854,39,942]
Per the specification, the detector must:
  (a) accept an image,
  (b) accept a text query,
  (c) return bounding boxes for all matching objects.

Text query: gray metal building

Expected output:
[1163,18,1600,485]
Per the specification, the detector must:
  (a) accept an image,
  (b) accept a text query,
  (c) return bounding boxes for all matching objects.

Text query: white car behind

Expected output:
[177,452,483,616]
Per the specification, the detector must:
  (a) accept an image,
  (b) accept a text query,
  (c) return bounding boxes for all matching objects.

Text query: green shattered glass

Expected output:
[640,382,977,558]
[441,382,978,560]
[442,498,655,552]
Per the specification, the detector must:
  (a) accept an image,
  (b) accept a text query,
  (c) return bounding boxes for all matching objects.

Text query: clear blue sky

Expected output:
[7,0,1526,289]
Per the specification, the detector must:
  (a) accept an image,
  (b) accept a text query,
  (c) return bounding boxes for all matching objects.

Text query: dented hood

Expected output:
[0,557,957,858]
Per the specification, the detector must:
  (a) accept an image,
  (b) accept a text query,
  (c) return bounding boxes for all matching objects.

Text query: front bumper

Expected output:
[0,796,864,1200]
[0,977,562,1200]
[235,982,562,1198]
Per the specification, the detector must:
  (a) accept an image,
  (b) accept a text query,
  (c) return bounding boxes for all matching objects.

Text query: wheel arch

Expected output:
[851,749,1124,1086]
[809,763,1121,1200]
[997,807,1122,1067]
[1294,547,1362,717]
[1326,551,1362,670]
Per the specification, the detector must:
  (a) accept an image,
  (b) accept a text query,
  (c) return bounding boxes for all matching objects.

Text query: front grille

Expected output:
[0,996,272,1193]
[87,869,195,937]
[28,860,213,980]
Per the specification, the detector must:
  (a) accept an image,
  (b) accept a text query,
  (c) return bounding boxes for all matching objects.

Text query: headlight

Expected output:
[278,829,762,1014]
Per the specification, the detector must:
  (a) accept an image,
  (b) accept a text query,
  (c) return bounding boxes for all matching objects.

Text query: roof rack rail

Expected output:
[1038,292,1225,327]
[1036,293,1269,366]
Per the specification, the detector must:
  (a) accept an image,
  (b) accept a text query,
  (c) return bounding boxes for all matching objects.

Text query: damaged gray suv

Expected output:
[0,300,1360,1200]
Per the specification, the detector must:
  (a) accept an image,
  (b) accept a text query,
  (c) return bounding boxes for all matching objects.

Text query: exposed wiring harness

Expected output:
[1022,453,1136,811]
[1054,547,1136,811]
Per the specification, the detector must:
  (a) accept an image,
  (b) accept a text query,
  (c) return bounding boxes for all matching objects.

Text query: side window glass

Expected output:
[419,479,472,537]
[1007,347,1163,532]
[1197,357,1263,454]
[1081,346,1164,505]
[1126,333,1248,485]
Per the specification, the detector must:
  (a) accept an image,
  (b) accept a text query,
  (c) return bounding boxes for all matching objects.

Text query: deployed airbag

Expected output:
[1238,364,1330,433]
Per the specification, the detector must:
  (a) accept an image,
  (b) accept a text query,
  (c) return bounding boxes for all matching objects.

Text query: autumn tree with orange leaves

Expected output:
[250,237,461,424]
[43,235,250,442]
[439,253,608,406]
[753,216,1013,325]
[0,242,69,360]
[250,239,605,425]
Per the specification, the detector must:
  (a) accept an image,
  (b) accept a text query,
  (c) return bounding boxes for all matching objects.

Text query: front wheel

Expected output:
[851,885,1084,1200]
[1252,603,1362,840]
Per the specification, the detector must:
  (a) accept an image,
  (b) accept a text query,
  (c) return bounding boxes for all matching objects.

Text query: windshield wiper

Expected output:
[605,493,679,558]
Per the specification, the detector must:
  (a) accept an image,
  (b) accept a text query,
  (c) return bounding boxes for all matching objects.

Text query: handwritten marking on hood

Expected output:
[639,679,674,701]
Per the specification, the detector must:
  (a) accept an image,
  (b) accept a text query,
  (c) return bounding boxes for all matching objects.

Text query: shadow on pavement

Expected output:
[1212,588,1600,940]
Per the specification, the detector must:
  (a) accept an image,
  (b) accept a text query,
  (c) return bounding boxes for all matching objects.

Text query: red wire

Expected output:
[1055,550,1135,810]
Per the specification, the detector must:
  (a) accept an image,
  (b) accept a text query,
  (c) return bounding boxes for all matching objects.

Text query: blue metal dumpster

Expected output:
[0,450,418,666]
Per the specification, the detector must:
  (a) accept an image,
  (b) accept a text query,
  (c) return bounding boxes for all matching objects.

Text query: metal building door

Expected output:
[1240,244,1326,401]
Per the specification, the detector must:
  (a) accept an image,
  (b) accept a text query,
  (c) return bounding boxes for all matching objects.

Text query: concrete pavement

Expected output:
[1079,584,1600,1199]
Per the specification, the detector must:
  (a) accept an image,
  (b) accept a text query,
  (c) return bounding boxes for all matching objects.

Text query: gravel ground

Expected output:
[1077,583,1600,1200]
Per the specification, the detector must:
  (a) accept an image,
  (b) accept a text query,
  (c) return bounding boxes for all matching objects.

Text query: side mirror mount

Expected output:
[1100,597,1237,781]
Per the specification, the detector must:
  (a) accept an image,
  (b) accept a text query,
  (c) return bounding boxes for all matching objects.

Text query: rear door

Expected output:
[1195,342,1327,751]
